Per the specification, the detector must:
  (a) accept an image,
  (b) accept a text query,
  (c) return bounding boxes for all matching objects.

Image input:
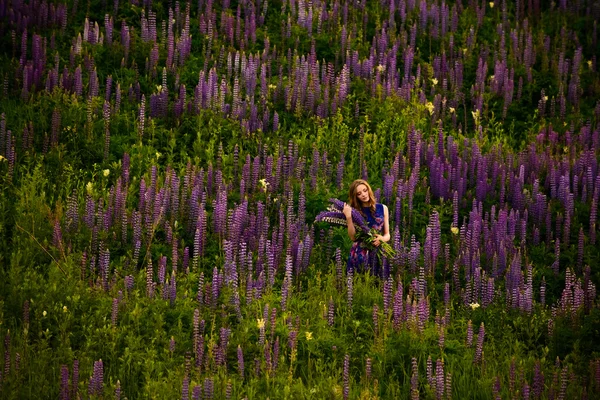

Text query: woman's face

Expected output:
[356,184,370,204]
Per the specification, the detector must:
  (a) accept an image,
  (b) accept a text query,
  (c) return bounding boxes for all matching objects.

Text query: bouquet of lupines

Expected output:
[315,199,396,261]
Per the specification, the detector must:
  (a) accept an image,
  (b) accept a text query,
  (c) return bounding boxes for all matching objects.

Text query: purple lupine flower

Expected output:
[169,271,177,305]
[111,297,119,327]
[99,247,110,291]
[60,365,69,400]
[365,357,372,380]
[315,211,347,226]
[288,328,298,352]
[89,359,103,396]
[427,356,434,387]
[182,375,190,400]
[237,345,245,378]
[138,95,146,139]
[182,247,190,272]
[411,357,419,400]
[194,272,204,305]
[328,298,335,327]
[343,354,350,400]
[72,360,79,399]
[466,320,473,347]
[372,304,380,335]
[269,308,277,340]
[347,270,354,311]
[559,365,568,400]
[383,277,393,315]
[474,322,485,364]
[336,156,345,189]
[52,219,64,255]
[115,380,121,400]
[522,381,530,400]
[103,100,111,160]
[211,267,220,308]
[532,361,544,398]
[393,282,403,330]
[436,359,445,399]
[224,380,232,399]
[146,258,154,298]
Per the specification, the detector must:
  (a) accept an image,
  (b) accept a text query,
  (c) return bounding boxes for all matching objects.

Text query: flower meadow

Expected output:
[0,0,600,398]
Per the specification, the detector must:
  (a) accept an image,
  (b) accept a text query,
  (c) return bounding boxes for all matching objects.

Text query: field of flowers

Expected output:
[1,0,599,398]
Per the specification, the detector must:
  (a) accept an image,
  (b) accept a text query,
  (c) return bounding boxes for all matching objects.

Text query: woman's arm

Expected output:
[343,203,356,241]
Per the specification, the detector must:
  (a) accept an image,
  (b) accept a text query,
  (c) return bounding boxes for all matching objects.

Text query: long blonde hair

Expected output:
[348,179,376,214]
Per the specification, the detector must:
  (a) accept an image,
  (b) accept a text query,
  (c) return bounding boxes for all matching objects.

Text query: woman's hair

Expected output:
[348,179,376,213]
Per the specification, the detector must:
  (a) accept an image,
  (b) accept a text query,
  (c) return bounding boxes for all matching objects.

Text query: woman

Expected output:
[342,179,390,275]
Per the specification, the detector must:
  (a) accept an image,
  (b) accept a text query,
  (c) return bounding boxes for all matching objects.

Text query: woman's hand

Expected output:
[373,234,384,247]
[342,203,353,219]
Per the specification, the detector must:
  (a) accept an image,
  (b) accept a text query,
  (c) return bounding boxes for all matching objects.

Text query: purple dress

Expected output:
[347,203,385,275]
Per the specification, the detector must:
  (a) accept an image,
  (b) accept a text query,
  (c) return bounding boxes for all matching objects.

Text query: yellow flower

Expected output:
[489,2,494,8]
[588,60,593,69]
[470,302,480,310]
[451,227,459,235]
[305,331,313,341]
[86,182,93,195]
[63,306,68,312]
[431,78,438,86]
[259,178,270,190]
[257,318,265,329]
[449,107,456,114]
[43,311,47,317]
[0,155,6,162]
[376,64,386,72]
[471,109,481,126]
[102,169,110,177]
[425,102,435,115]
